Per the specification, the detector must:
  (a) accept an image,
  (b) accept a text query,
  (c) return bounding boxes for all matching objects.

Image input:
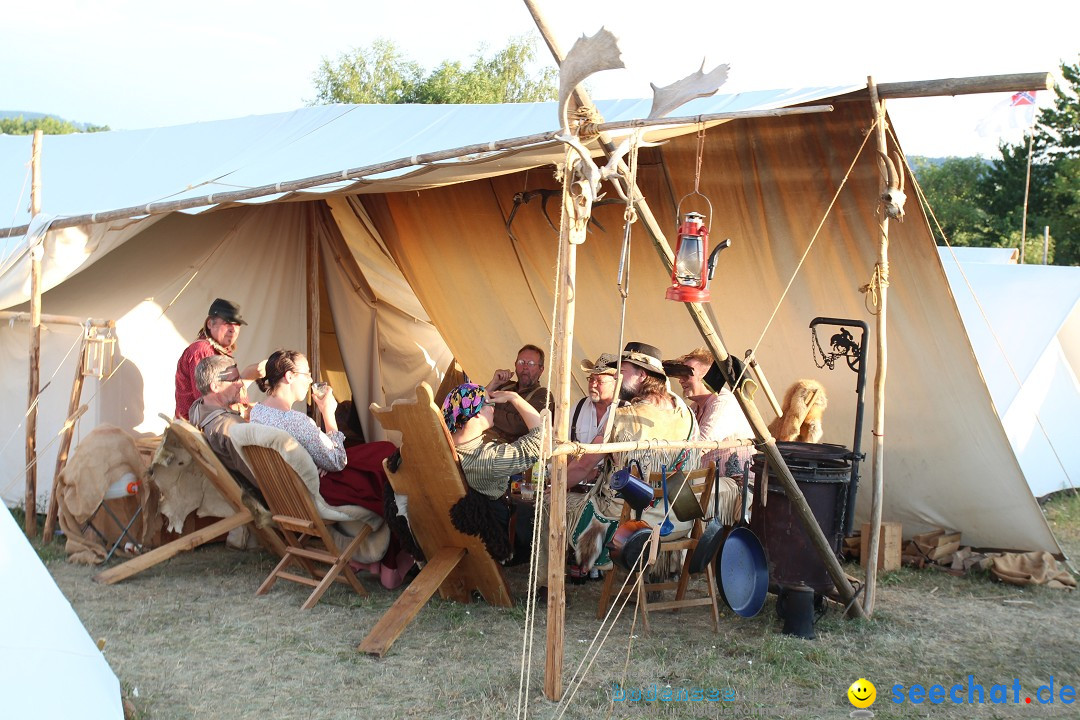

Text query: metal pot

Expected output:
[610,459,653,512]
[715,464,769,618]
[607,518,653,571]
[688,466,724,574]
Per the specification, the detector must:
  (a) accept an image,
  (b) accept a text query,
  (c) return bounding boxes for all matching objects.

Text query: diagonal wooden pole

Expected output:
[524,2,866,635]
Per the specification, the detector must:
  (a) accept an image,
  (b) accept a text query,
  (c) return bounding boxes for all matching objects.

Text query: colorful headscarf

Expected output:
[441,383,487,432]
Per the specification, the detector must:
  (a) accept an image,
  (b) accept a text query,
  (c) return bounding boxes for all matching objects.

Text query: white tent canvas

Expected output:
[0,506,123,717]
[0,90,1063,555]
[939,247,1080,497]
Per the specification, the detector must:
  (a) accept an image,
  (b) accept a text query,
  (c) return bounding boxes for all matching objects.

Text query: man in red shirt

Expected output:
[174,298,258,420]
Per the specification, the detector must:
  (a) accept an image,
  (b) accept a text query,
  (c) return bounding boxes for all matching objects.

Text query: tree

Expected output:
[309,36,557,106]
[909,156,990,246]
[978,57,1080,265]
[0,115,109,135]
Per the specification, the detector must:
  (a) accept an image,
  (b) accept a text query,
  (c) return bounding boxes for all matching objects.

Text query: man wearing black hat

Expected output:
[174,298,260,421]
[537,342,703,579]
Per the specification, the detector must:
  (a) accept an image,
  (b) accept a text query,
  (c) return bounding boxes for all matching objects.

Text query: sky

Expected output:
[2,0,1078,158]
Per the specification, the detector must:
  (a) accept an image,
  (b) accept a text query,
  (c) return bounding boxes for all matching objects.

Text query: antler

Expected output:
[648,61,730,119]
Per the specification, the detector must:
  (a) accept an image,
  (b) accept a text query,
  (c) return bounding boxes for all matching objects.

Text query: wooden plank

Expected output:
[358,546,466,657]
[93,511,251,585]
[25,130,43,537]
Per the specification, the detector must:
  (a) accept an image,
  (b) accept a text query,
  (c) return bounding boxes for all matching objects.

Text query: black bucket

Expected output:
[748,442,850,594]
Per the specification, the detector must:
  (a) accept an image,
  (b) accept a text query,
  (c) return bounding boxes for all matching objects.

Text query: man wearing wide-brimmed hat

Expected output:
[537,342,702,579]
[572,352,619,444]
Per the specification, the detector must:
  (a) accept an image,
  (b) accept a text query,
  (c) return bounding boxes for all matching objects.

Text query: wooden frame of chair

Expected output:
[243,445,372,610]
[596,462,721,633]
[358,382,511,657]
[94,416,286,585]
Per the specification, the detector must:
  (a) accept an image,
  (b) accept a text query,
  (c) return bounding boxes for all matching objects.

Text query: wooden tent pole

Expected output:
[306,203,322,422]
[524,0,866,621]
[0,105,832,242]
[862,78,890,617]
[41,334,89,541]
[25,129,43,536]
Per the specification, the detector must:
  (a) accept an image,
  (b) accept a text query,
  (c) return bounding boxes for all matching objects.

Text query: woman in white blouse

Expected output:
[251,349,412,587]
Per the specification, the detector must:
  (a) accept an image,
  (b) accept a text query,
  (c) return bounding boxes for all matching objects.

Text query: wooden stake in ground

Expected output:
[25,129,43,537]
[862,77,890,617]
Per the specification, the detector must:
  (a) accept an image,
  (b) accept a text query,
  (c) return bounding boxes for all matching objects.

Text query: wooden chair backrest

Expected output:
[370,382,510,606]
[243,445,328,537]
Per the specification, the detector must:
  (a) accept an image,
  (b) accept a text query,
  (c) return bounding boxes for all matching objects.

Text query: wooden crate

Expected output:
[860,522,902,572]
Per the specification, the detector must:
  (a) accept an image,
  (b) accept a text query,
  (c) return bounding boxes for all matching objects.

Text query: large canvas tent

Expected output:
[0,506,123,717]
[0,87,1062,555]
[939,246,1080,498]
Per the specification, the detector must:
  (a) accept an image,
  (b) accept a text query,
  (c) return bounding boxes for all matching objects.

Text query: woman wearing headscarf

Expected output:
[250,349,411,588]
[442,383,545,561]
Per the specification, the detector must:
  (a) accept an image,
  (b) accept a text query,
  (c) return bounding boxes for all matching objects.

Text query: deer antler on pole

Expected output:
[649,62,731,119]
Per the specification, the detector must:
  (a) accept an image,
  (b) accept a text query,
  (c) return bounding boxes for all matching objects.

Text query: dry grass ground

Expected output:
[39,494,1080,719]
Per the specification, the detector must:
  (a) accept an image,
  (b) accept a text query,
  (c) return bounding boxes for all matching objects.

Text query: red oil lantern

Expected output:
[666,211,729,302]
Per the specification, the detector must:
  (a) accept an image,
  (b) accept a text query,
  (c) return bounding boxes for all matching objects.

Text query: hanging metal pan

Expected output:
[688,465,724,574]
[715,465,768,618]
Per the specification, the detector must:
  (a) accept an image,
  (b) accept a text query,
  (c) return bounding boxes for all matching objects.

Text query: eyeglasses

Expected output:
[515,359,539,368]
[292,370,312,379]
[587,374,614,384]
[215,365,240,382]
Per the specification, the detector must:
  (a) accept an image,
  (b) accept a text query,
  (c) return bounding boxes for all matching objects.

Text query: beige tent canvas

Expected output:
[0,88,1061,556]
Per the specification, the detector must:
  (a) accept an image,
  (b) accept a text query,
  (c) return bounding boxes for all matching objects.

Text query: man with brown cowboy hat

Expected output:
[535,342,703,582]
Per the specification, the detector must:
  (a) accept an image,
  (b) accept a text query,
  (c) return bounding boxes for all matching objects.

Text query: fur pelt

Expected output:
[382,478,424,562]
[56,424,160,564]
[449,487,513,562]
[768,379,828,443]
[575,518,607,572]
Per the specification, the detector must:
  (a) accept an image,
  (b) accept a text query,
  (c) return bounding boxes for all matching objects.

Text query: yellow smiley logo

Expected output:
[847,678,876,708]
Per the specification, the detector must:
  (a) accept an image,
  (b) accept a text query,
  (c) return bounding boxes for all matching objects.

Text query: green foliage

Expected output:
[910,156,989,246]
[981,57,1080,265]
[0,115,109,135]
[309,36,556,106]
[916,57,1080,265]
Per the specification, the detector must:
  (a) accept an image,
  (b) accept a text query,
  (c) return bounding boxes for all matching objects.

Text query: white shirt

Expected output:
[572,397,612,443]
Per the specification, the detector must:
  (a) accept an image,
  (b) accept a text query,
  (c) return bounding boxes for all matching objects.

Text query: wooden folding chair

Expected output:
[597,463,723,633]
[240,445,373,609]
[95,416,286,585]
[358,382,511,657]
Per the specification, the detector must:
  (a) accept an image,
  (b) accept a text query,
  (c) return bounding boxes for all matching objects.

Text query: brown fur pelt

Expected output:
[449,487,512,562]
[768,379,828,443]
[56,424,160,564]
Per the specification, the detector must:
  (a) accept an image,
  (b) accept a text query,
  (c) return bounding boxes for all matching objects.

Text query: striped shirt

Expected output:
[456,425,544,499]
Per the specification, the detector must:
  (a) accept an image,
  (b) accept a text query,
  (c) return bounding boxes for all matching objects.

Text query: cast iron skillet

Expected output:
[715,463,768,617]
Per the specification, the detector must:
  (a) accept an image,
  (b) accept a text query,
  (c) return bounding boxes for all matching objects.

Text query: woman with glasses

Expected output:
[251,349,412,587]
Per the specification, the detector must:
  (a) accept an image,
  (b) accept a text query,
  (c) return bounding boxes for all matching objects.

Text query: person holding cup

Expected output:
[250,349,412,587]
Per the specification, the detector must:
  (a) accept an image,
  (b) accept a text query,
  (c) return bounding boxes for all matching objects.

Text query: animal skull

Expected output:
[879,150,907,221]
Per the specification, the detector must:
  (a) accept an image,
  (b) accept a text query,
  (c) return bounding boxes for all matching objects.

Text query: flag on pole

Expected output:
[977,90,1039,137]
